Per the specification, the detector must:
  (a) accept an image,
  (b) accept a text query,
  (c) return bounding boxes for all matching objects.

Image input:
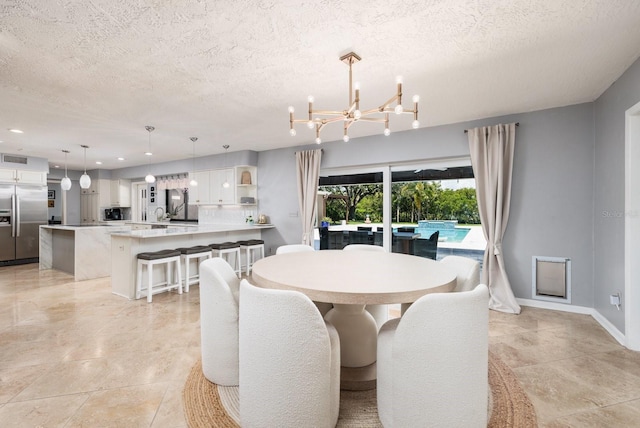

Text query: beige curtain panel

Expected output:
[468,123,521,314]
[296,149,322,246]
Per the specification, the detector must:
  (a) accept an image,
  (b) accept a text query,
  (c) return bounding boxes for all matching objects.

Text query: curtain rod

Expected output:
[464,122,519,133]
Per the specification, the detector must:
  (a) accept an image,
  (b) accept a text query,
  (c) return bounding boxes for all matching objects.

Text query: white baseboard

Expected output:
[591,309,626,346]
[516,298,592,314]
[516,298,626,346]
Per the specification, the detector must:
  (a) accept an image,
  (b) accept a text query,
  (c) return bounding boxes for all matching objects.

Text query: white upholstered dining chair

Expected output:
[199,258,240,386]
[377,284,489,428]
[275,244,315,254]
[239,279,340,428]
[439,255,481,292]
[343,243,384,252]
[343,243,388,330]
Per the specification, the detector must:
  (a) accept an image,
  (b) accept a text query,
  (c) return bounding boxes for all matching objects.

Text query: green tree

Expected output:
[320,184,381,222]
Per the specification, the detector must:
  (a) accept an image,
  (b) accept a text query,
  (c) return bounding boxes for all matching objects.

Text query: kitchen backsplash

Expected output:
[198,206,257,225]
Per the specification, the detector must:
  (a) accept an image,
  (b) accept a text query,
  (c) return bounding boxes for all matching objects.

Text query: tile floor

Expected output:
[1,264,640,427]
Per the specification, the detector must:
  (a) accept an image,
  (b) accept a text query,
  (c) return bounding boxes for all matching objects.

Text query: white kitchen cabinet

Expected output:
[189,169,234,205]
[81,177,99,194]
[235,165,257,205]
[0,169,16,183]
[210,168,235,204]
[189,171,212,205]
[0,168,46,185]
[80,179,110,223]
[17,170,47,185]
[81,194,99,223]
[110,179,131,207]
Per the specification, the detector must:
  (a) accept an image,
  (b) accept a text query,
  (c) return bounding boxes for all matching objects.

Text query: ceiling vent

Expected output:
[2,154,28,165]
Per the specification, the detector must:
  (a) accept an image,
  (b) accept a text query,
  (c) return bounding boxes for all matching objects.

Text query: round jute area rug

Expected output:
[183,351,537,427]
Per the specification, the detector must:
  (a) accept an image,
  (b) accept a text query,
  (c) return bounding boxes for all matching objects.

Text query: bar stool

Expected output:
[176,245,212,292]
[238,239,265,276]
[136,249,182,303]
[210,242,242,278]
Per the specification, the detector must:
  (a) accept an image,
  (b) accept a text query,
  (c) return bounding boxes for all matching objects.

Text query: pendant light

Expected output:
[60,149,72,191]
[222,145,230,188]
[144,126,156,184]
[189,137,198,186]
[79,145,91,189]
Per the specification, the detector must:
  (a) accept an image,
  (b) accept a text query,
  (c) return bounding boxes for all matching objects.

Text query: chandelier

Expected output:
[288,52,419,144]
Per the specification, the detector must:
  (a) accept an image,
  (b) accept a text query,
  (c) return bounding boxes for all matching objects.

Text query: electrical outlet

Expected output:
[610,294,620,305]
[610,291,622,310]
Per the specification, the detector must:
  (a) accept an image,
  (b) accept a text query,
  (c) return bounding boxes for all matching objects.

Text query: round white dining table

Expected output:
[250,249,457,388]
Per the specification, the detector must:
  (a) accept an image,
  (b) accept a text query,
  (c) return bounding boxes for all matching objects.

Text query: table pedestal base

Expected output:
[341,362,377,391]
[324,304,377,367]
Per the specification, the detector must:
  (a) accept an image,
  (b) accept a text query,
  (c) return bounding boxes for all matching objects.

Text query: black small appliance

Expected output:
[104,208,122,220]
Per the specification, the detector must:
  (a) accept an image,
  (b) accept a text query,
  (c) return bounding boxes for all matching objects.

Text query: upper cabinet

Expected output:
[110,179,131,207]
[80,178,99,194]
[210,168,235,205]
[235,166,257,205]
[189,167,246,206]
[189,170,212,205]
[17,170,47,185]
[0,169,46,185]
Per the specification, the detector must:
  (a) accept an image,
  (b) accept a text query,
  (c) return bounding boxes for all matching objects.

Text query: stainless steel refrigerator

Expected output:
[0,183,48,264]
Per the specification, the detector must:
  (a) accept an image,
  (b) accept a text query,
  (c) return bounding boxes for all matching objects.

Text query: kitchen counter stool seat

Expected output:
[136,249,182,303]
[238,239,265,276]
[210,242,242,278]
[176,245,212,292]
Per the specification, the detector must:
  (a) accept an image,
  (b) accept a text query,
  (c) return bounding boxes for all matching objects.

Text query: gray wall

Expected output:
[258,103,596,307]
[593,57,640,332]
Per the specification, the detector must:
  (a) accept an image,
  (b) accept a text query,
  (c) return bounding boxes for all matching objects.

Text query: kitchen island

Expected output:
[40,224,132,281]
[110,224,273,299]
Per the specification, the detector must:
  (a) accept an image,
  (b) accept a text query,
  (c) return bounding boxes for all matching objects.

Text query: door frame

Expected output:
[131,181,148,222]
[625,100,640,351]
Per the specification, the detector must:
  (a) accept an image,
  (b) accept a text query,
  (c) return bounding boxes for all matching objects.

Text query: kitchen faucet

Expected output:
[154,206,165,222]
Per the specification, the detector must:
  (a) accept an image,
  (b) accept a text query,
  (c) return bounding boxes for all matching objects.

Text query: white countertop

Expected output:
[41,224,131,230]
[110,223,274,238]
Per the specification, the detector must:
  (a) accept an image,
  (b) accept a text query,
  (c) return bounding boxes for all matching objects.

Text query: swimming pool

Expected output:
[412,220,470,243]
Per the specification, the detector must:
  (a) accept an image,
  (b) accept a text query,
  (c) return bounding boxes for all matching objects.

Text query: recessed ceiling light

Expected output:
[95,161,102,165]
[54,165,60,168]
[145,152,152,156]
[9,129,23,134]
[117,157,125,161]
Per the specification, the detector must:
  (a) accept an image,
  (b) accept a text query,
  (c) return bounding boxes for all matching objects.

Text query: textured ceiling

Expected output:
[1,0,640,170]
